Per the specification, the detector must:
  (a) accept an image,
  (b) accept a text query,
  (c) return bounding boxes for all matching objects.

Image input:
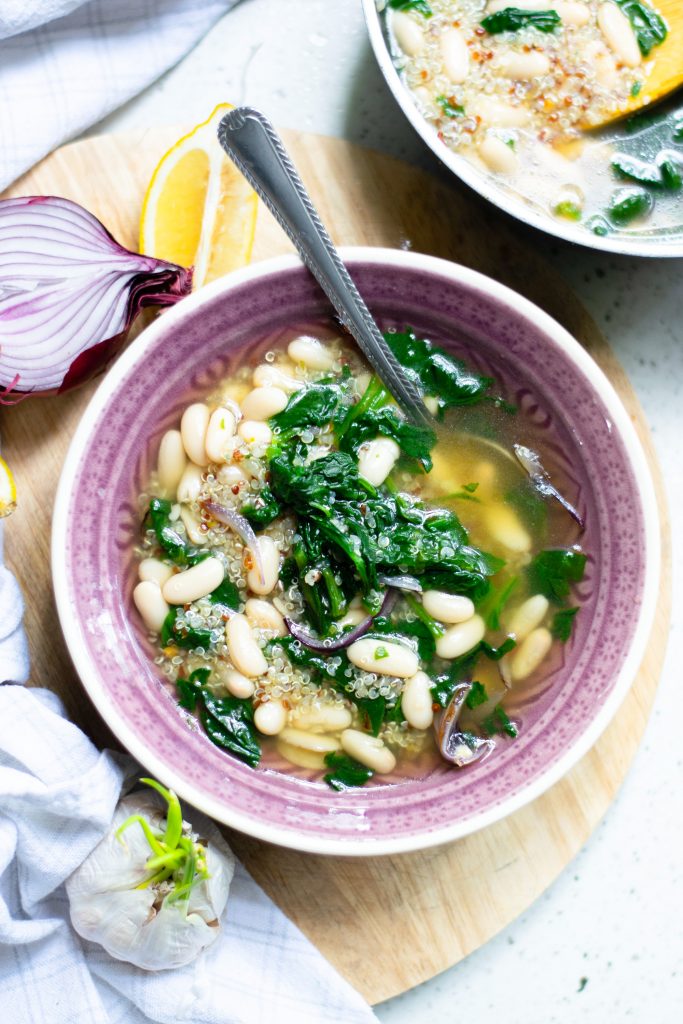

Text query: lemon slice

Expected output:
[140,103,258,289]
[0,456,17,518]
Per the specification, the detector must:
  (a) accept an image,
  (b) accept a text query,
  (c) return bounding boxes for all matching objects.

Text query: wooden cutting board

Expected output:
[0,128,671,1005]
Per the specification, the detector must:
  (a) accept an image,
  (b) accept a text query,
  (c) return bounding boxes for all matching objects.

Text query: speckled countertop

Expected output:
[94,1,683,1019]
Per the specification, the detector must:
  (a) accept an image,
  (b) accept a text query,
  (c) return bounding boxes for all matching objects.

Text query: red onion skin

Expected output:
[284,588,398,652]
[0,196,193,398]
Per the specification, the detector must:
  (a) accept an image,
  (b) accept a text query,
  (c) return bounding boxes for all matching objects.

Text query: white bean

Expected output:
[583,39,620,88]
[336,607,367,629]
[278,727,341,754]
[180,403,210,467]
[347,638,419,678]
[226,613,268,677]
[240,386,288,421]
[217,464,248,488]
[510,626,553,681]
[138,558,174,587]
[508,594,549,641]
[157,430,187,496]
[238,420,273,447]
[441,27,469,84]
[133,581,170,634]
[598,1,641,67]
[422,590,475,625]
[485,505,532,553]
[162,556,224,605]
[479,135,518,175]
[436,614,486,660]
[341,729,396,775]
[180,505,206,546]
[472,96,531,127]
[254,700,287,736]
[223,668,256,699]
[245,598,287,636]
[357,436,400,487]
[287,336,336,371]
[246,536,280,596]
[276,741,328,771]
[176,462,204,504]
[402,671,435,730]
[290,703,353,732]
[497,51,551,79]
[392,10,425,57]
[553,1,590,26]
[205,407,236,464]
[253,363,302,393]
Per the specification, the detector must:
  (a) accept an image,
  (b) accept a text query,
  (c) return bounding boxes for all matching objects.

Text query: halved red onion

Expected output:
[434,683,495,767]
[201,500,265,585]
[513,444,585,530]
[284,588,398,652]
[0,196,192,398]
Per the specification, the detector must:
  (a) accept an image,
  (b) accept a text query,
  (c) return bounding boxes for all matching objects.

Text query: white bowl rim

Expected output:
[361,0,683,259]
[52,247,661,856]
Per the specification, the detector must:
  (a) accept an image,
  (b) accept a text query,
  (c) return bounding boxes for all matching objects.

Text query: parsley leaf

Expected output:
[324,752,374,791]
[482,705,518,738]
[436,95,465,118]
[551,606,579,642]
[481,8,561,34]
[465,681,488,710]
[527,549,586,603]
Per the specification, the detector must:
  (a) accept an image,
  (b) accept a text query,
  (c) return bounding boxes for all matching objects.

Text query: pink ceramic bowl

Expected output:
[53,249,659,855]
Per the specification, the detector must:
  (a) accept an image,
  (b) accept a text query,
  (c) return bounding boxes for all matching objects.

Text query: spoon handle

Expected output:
[217,106,430,426]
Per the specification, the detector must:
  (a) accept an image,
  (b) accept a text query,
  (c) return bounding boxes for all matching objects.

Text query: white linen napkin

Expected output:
[0,0,238,192]
[0,529,377,1022]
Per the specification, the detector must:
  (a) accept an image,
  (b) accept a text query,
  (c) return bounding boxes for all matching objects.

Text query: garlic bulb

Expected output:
[66,780,235,970]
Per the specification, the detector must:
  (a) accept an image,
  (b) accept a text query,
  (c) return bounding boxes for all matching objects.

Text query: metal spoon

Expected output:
[216,106,431,428]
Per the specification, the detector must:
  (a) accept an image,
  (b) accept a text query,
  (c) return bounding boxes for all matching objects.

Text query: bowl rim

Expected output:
[361,0,683,259]
[52,247,660,856]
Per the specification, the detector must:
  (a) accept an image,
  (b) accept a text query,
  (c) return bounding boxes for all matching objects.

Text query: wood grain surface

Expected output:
[0,128,671,1005]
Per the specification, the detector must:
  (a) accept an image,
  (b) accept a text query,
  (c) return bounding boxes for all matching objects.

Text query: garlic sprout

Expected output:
[66,778,234,970]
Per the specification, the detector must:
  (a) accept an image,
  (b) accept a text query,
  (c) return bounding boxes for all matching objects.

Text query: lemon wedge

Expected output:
[139,103,258,289]
[0,456,17,518]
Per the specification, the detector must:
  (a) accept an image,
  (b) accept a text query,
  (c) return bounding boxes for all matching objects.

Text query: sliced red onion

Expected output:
[513,444,585,530]
[202,500,265,585]
[0,196,192,397]
[377,573,423,593]
[284,588,398,652]
[434,683,495,767]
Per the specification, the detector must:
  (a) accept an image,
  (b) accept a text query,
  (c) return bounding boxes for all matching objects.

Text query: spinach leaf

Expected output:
[385,329,493,414]
[387,0,432,16]
[527,549,586,603]
[323,752,374,791]
[176,669,261,767]
[338,399,436,469]
[161,609,215,651]
[357,696,391,737]
[368,615,437,663]
[208,577,240,611]
[482,705,518,738]
[608,187,653,225]
[145,497,194,565]
[481,8,561,34]
[614,0,668,56]
[478,575,519,631]
[431,637,516,708]
[551,606,579,642]
[201,691,261,768]
[612,152,682,191]
[242,485,282,530]
[271,382,345,433]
